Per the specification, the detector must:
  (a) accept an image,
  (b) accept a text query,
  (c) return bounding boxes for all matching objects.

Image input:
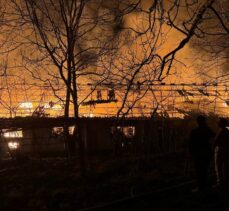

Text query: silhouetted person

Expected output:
[214,118,229,187]
[112,127,123,155]
[189,115,215,191]
[97,90,102,100]
[108,89,115,100]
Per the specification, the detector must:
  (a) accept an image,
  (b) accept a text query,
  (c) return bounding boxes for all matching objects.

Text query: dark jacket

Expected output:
[189,125,215,160]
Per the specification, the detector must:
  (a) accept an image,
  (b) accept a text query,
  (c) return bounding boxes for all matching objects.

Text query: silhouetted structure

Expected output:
[214,118,229,187]
[189,115,215,190]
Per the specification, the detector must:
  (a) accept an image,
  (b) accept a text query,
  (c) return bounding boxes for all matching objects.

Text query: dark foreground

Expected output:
[0,154,228,211]
[88,183,229,211]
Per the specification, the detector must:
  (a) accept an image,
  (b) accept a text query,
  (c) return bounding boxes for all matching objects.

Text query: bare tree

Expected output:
[4,0,141,174]
[1,0,228,173]
[185,0,229,84]
[96,0,217,118]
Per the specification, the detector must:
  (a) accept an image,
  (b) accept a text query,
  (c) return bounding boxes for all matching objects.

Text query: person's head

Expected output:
[218,118,228,129]
[196,115,206,127]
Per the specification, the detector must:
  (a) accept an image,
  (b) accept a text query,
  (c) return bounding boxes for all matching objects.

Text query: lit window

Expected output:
[3,130,23,138]
[52,127,64,136]
[111,126,135,138]
[123,126,135,138]
[52,126,75,135]
[8,142,20,150]
[69,126,75,135]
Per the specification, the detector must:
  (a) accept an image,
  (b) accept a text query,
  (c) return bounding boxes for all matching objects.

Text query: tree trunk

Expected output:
[72,75,87,176]
[64,87,71,156]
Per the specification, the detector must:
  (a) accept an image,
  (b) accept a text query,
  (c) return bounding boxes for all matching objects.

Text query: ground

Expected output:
[0,153,227,210]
